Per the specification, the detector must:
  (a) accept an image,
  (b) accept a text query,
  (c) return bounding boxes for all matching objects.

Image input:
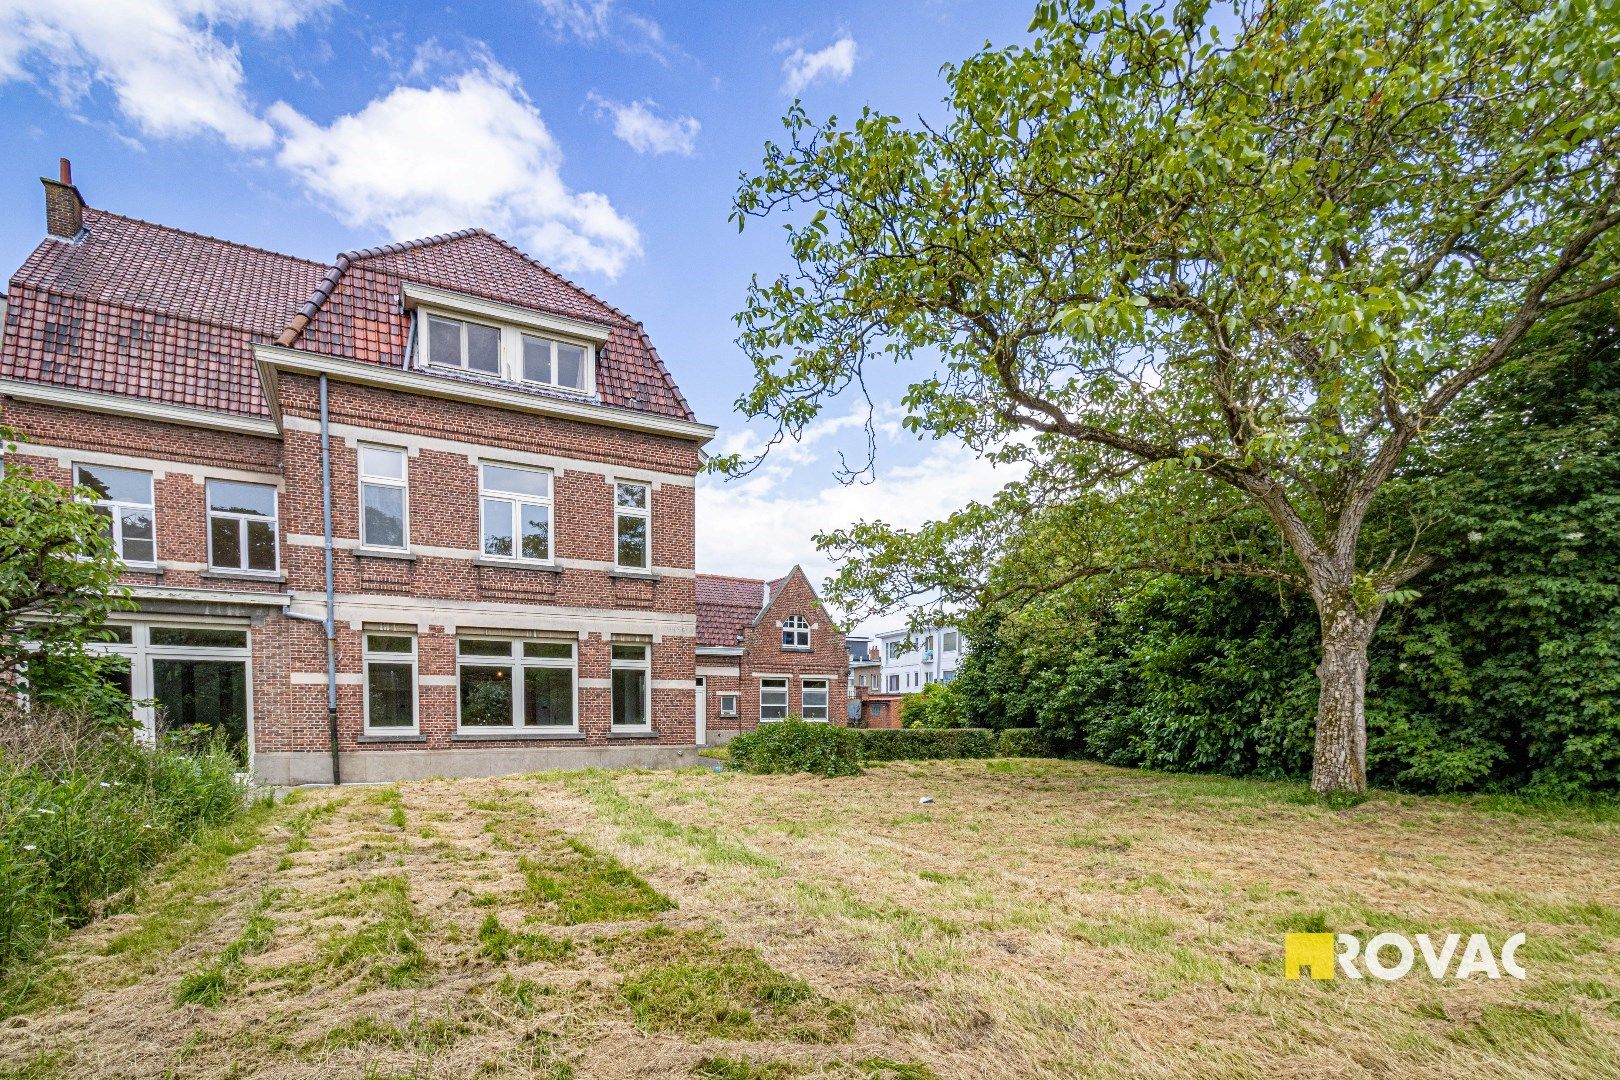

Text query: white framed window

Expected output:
[364,634,417,733]
[943,631,959,652]
[358,445,409,551]
[718,692,738,718]
[521,333,591,393]
[614,481,650,570]
[886,641,904,661]
[456,637,578,731]
[888,674,899,692]
[74,463,155,565]
[480,463,553,562]
[760,677,789,722]
[611,642,651,730]
[802,678,829,721]
[425,313,502,375]
[207,480,278,573]
[781,614,810,649]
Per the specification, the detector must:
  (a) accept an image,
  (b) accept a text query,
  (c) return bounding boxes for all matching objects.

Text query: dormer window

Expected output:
[522,334,589,393]
[427,314,501,375]
[405,283,607,399]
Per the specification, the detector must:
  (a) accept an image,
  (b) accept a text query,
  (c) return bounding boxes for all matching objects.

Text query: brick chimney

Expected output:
[42,158,84,239]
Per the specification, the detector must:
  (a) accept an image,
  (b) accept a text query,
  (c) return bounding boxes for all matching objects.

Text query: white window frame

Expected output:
[888,674,899,692]
[357,444,409,552]
[205,479,279,574]
[801,677,829,722]
[363,633,418,734]
[519,332,593,395]
[455,637,579,732]
[760,677,789,722]
[610,641,652,732]
[781,614,811,649]
[943,631,959,652]
[423,312,504,375]
[478,462,554,564]
[614,480,651,571]
[74,462,157,567]
[718,692,739,718]
[81,620,251,749]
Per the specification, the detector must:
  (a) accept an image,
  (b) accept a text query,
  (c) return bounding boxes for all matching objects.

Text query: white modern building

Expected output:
[875,626,966,694]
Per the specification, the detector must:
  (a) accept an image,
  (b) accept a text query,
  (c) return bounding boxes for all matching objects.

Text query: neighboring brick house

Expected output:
[694,568,849,739]
[1,165,719,784]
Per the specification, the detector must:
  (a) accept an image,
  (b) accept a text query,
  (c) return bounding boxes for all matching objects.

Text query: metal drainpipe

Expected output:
[320,374,341,786]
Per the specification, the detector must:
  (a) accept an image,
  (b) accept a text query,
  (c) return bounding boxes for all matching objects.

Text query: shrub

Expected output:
[854,727,997,762]
[726,717,862,778]
[0,703,248,979]
[899,681,966,729]
[996,728,1055,758]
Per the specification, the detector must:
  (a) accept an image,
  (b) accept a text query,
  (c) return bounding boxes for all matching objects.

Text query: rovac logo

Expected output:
[1285,932,1527,981]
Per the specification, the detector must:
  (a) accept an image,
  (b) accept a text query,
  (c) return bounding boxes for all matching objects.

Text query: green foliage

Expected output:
[898,681,966,729]
[853,728,997,763]
[0,704,248,979]
[727,718,863,777]
[995,728,1056,758]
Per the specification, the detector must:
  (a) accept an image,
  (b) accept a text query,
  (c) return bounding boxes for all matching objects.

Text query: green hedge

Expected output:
[853,727,997,762]
[996,728,1055,758]
[726,718,862,777]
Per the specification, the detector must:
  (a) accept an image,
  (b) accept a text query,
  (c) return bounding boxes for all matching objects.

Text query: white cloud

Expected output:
[777,34,856,95]
[0,0,318,148]
[270,62,641,278]
[697,405,1020,635]
[586,92,698,156]
[534,0,678,64]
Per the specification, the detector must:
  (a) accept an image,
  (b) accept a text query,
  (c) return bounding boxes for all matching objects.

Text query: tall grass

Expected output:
[0,703,249,978]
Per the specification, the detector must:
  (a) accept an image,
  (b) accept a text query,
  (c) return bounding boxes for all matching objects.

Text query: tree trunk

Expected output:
[1311,597,1378,796]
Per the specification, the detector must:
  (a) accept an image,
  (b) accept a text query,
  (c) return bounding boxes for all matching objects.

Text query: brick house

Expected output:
[694,568,849,739]
[1,165,724,784]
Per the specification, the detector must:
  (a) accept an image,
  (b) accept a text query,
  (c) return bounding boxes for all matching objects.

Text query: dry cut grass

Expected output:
[1,759,1617,1079]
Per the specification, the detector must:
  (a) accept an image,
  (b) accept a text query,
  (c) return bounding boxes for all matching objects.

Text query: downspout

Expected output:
[319,374,340,785]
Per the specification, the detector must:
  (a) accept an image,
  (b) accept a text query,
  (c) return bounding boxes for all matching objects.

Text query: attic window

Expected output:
[782,614,810,649]
[415,305,596,395]
[427,314,501,374]
[522,334,589,393]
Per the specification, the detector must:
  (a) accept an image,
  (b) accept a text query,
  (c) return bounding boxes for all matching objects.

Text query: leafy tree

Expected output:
[722,0,1620,792]
[0,428,133,710]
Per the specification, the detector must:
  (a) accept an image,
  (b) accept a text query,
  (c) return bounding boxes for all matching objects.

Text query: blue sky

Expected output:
[0,0,1033,633]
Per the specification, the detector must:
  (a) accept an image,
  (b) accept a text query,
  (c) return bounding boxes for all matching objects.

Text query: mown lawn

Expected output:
[1,759,1617,1078]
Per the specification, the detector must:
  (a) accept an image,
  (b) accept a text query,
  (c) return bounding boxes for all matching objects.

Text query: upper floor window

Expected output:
[426,314,501,375]
[522,334,589,393]
[207,480,278,573]
[75,463,155,565]
[887,674,899,692]
[782,615,810,649]
[358,445,408,550]
[943,631,959,652]
[480,463,552,562]
[614,481,650,569]
[886,641,904,661]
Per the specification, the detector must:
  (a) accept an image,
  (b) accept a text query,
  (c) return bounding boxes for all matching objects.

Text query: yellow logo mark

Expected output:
[1285,933,1336,980]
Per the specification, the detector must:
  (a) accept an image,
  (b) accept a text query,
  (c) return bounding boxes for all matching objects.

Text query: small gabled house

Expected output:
[694,568,849,738]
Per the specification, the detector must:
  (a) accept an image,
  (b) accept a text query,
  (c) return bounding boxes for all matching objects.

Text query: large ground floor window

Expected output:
[84,621,251,761]
[457,637,577,731]
[801,678,829,721]
[611,642,650,731]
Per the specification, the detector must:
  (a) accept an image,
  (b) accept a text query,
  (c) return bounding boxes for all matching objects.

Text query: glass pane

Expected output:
[524,666,573,727]
[150,627,248,649]
[482,464,550,499]
[459,639,513,657]
[359,446,405,480]
[366,635,413,654]
[616,515,648,569]
[210,515,242,569]
[363,484,406,548]
[520,503,550,561]
[246,519,277,571]
[96,624,135,644]
[90,504,114,540]
[482,497,514,557]
[466,322,501,373]
[208,480,275,517]
[428,315,462,366]
[122,535,156,564]
[615,482,647,509]
[459,665,513,726]
[611,643,647,662]
[612,667,647,727]
[367,663,414,728]
[75,463,151,504]
[522,336,553,384]
[121,509,154,542]
[555,343,585,390]
[523,641,573,659]
[152,658,247,762]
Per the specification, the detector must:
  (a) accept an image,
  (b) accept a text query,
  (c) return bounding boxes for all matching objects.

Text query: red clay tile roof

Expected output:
[695,573,767,647]
[2,204,695,424]
[2,209,324,417]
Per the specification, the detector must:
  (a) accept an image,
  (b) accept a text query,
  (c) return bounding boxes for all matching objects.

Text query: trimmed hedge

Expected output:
[996,728,1055,758]
[853,727,997,762]
[726,717,862,777]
